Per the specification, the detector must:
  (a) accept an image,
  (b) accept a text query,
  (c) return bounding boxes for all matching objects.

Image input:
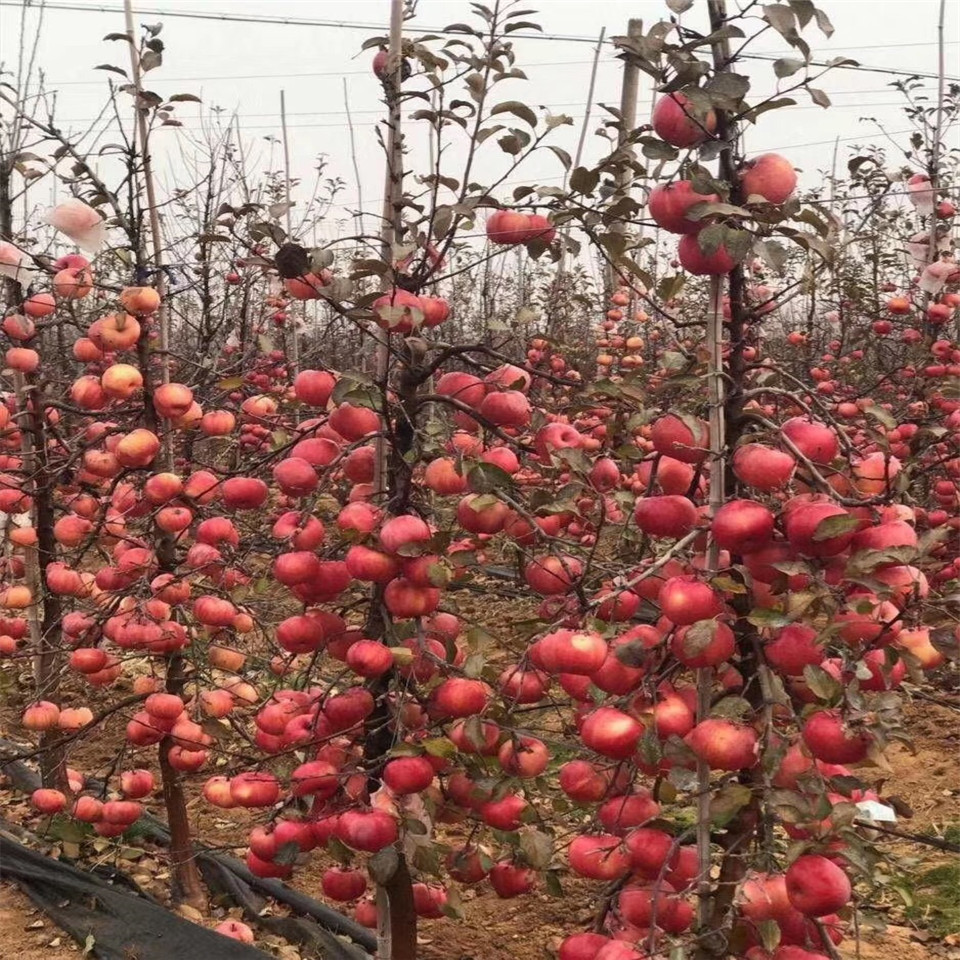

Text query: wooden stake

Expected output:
[122,0,169,389]
[123,2,203,907]
[279,89,300,380]
[372,0,405,502]
[605,18,642,299]
[924,0,947,337]
[696,274,727,934]
[698,0,733,939]
[371,6,417,959]
[343,76,366,239]
[550,28,605,335]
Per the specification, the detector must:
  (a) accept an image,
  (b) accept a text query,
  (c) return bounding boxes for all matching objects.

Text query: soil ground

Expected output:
[1,691,958,959]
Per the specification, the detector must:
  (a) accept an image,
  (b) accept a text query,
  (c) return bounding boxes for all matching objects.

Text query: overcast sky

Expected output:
[1,0,958,244]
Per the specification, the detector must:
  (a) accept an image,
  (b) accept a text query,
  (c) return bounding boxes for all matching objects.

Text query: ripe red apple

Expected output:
[785,854,851,917]
[486,209,533,245]
[382,756,435,795]
[685,719,758,770]
[481,793,528,830]
[214,920,255,944]
[785,502,855,558]
[294,369,336,406]
[32,788,68,814]
[671,619,736,668]
[524,555,582,595]
[321,866,367,901]
[624,827,675,877]
[230,771,281,808]
[533,629,607,675]
[479,389,531,428]
[634,494,698,538]
[802,710,871,764]
[336,809,398,852]
[489,862,536,898]
[559,760,611,802]
[652,92,717,147]
[739,153,797,203]
[598,791,660,834]
[650,414,709,464]
[648,180,719,234]
[782,417,838,464]
[120,768,155,799]
[580,707,643,760]
[678,233,737,275]
[711,499,775,553]
[764,624,822,676]
[659,576,723,625]
[568,833,631,880]
[498,735,549,778]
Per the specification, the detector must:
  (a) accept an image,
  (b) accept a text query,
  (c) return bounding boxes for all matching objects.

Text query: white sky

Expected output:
[1,0,959,244]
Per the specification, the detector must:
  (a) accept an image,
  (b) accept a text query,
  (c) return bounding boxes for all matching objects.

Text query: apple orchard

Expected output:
[0,1,958,959]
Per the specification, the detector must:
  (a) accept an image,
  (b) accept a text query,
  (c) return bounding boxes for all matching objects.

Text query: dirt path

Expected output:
[0,884,80,959]
[1,702,956,960]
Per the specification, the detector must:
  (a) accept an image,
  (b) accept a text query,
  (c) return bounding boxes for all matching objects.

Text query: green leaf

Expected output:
[47,815,89,843]
[461,715,489,751]
[758,918,781,952]
[698,223,726,256]
[440,884,463,918]
[721,225,755,262]
[504,21,543,34]
[466,461,513,494]
[660,350,689,373]
[709,782,752,826]
[462,652,485,679]
[465,72,486,102]
[703,72,750,108]
[274,841,301,866]
[569,166,600,195]
[742,98,797,124]
[812,512,858,542]
[413,842,442,876]
[681,619,718,659]
[803,664,842,701]
[167,93,201,103]
[543,870,564,897]
[640,137,679,161]
[787,0,815,27]
[519,828,554,870]
[498,134,523,155]
[754,239,789,272]
[140,49,162,73]
[422,737,457,759]
[491,100,537,127]
[667,0,694,11]
[712,696,753,719]
[814,6,835,37]
[774,58,805,78]
[747,608,792,629]
[689,201,751,220]
[711,574,748,594]
[763,4,797,39]
[368,846,400,884]
[807,86,831,108]
[95,64,128,78]
[656,274,686,302]
[546,144,572,169]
